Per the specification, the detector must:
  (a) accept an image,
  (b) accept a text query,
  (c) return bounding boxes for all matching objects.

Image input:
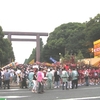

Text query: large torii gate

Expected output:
[4,31,48,62]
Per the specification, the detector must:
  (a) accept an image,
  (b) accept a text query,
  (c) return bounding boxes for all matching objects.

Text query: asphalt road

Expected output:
[0,85,100,100]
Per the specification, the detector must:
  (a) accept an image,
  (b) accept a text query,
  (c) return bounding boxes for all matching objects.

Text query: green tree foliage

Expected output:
[41,44,52,62]
[85,14,100,47]
[0,26,4,39]
[42,13,100,63]
[26,48,36,64]
[43,22,86,62]
[77,50,84,61]
[0,26,15,67]
[64,51,71,63]
[2,39,15,63]
[27,13,100,64]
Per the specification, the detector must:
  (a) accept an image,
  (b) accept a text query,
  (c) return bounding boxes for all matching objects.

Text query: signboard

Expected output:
[93,39,100,58]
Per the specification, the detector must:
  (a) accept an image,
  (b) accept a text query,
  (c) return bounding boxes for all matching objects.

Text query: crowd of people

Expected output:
[0,64,100,94]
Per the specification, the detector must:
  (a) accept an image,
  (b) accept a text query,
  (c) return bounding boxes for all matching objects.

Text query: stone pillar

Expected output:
[36,34,40,62]
[7,33,11,63]
[8,33,11,42]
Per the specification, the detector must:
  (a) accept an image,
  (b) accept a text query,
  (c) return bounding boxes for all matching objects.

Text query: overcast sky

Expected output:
[0,0,100,64]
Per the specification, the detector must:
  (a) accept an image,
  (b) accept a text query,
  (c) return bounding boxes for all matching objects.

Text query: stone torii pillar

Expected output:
[4,31,48,62]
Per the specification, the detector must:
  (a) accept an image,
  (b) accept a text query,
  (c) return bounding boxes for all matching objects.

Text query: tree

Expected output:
[77,50,84,61]
[64,51,71,63]
[85,13,100,47]
[0,26,15,67]
[27,13,100,64]
[43,22,86,62]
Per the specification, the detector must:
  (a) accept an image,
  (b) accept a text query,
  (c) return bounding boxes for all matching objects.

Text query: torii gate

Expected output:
[4,31,48,62]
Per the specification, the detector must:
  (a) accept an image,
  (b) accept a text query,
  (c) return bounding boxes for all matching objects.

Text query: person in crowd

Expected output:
[98,67,100,83]
[21,69,27,88]
[16,69,21,85]
[3,69,10,89]
[81,68,85,85]
[28,68,34,90]
[64,64,69,71]
[10,70,14,84]
[89,67,94,85]
[67,68,72,89]
[83,67,89,86]
[61,68,69,90]
[89,67,92,85]
[41,68,45,92]
[78,68,82,86]
[13,71,17,83]
[32,69,38,93]
[46,68,53,89]
[54,68,61,88]
[93,68,98,85]
[37,67,44,93]
[72,68,79,89]
[42,68,47,89]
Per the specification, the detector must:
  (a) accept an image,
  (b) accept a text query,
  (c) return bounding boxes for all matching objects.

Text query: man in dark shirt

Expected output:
[54,68,61,88]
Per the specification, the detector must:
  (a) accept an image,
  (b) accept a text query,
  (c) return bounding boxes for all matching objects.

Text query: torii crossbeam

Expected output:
[4,31,48,62]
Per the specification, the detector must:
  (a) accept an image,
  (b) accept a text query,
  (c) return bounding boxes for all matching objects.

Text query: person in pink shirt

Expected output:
[37,67,44,93]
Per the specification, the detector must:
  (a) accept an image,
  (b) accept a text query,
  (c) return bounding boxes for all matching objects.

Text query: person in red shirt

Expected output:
[81,68,85,85]
[89,68,93,85]
[78,68,83,86]
[83,67,89,86]
[64,64,69,71]
[93,68,99,85]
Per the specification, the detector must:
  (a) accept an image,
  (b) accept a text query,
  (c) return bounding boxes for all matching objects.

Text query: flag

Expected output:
[29,59,34,65]
[49,57,57,63]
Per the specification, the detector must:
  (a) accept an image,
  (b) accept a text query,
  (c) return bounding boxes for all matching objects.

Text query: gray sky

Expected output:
[0,0,100,64]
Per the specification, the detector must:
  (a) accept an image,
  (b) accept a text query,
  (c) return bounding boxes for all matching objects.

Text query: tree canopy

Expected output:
[0,26,15,67]
[25,13,100,64]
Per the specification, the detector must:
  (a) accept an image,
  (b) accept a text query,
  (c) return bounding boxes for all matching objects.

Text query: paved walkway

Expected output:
[0,85,100,100]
